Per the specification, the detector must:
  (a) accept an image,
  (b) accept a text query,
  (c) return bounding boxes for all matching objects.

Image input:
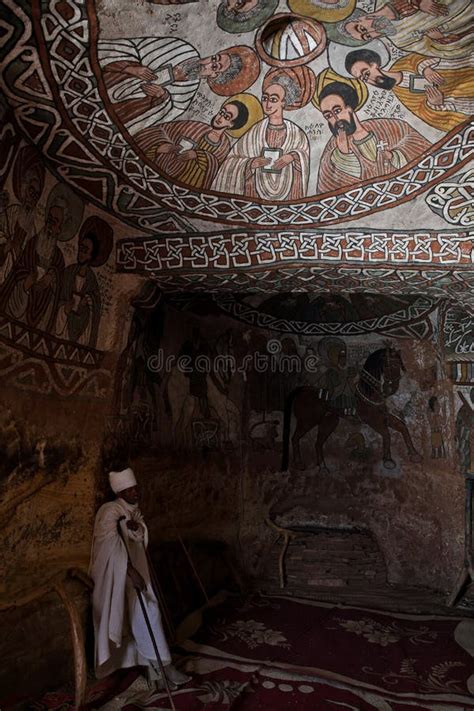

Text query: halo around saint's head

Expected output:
[224,93,264,139]
[217,0,279,34]
[78,215,114,268]
[288,0,356,24]
[323,8,368,47]
[312,68,368,111]
[263,66,317,111]
[45,182,85,242]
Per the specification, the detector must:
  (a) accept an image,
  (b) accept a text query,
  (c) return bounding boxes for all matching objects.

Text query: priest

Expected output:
[90,467,190,687]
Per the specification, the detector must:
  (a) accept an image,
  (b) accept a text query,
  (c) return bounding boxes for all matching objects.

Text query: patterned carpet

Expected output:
[4,594,474,710]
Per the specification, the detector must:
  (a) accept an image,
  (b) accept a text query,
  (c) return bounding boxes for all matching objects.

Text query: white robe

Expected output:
[98,37,200,135]
[212,118,310,201]
[89,498,171,678]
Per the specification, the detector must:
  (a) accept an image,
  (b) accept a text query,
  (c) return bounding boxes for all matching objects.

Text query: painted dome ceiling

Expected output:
[0,0,473,301]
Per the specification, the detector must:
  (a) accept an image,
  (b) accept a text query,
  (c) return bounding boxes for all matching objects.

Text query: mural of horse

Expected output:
[281,347,421,471]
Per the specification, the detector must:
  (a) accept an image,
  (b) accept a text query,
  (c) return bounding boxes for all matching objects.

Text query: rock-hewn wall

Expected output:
[113,294,467,594]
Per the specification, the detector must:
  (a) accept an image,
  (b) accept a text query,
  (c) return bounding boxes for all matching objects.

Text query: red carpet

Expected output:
[179,594,474,709]
[124,656,474,710]
[4,595,473,710]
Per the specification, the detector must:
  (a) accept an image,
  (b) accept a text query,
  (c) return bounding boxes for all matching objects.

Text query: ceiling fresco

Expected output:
[0,0,472,228]
[0,0,472,301]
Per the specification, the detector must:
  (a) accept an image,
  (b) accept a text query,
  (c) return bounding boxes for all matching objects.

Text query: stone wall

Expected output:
[111,293,467,595]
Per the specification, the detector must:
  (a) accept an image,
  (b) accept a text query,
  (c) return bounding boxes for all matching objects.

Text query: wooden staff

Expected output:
[145,547,176,642]
[117,517,176,710]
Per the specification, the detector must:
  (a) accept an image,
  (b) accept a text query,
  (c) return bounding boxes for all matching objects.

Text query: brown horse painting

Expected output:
[281,347,421,471]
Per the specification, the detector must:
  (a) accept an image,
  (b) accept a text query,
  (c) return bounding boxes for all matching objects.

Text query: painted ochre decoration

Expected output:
[0,0,472,229]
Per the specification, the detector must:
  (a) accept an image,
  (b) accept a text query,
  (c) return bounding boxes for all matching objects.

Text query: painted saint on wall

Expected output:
[0,183,84,333]
[98,37,260,135]
[136,94,262,190]
[56,216,113,348]
[313,70,431,193]
[0,147,45,283]
[213,67,314,200]
[324,1,473,60]
[344,49,474,132]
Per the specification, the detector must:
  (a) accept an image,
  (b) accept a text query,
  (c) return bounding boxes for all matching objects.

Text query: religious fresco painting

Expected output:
[0,139,122,401]
[0,0,473,702]
[108,290,453,478]
[0,0,471,233]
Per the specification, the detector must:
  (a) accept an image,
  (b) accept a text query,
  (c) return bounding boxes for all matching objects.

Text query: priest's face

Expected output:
[199,53,231,79]
[120,485,139,505]
[212,103,239,129]
[320,94,357,137]
[350,60,396,90]
[261,83,285,119]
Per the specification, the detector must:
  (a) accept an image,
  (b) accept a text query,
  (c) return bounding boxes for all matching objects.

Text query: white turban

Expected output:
[109,467,137,494]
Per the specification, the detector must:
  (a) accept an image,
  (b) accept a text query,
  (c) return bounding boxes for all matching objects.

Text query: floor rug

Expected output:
[4,595,474,710]
[179,594,474,708]
[123,655,474,711]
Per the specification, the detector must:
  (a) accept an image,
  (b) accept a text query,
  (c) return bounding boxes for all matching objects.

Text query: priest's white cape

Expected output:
[89,498,171,678]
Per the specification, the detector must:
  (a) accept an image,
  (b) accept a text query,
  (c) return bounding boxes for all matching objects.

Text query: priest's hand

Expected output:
[419,0,448,16]
[273,154,294,170]
[156,143,179,154]
[178,149,197,161]
[126,519,140,531]
[127,564,146,592]
[250,157,271,171]
[379,148,394,168]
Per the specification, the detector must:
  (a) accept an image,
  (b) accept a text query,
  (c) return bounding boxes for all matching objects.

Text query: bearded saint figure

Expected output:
[56,216,113,348]
[314,71,431,193]
[324,0,473,60]
[98,37,259,136]
[212,67,314,201]
[345,48,474,133]
[0,184,84,333]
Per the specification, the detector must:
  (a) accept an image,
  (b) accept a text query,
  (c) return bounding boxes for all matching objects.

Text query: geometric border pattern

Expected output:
[0,314,105,367]
[116,229,474,272]
[148,265,474,311]
[116,228,474,310]
[210,293,437,338]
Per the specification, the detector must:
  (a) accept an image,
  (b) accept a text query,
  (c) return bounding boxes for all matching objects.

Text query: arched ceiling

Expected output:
[0,0,473,303]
